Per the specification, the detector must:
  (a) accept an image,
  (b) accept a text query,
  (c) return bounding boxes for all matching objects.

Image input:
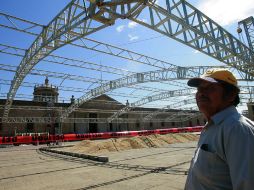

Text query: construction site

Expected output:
[0,0,254,189]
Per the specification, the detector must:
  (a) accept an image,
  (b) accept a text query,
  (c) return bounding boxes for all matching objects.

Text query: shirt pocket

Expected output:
[193,148,230,183]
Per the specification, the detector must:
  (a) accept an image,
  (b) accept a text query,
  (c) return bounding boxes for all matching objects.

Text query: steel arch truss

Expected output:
[60,68,198,120]
[239,16,254,52]
[109,83,253,122]
[3,0,150,120]
[3,0,106,120]
[128,0,254,75]
[146,98,197,121]
[34,66,254,121]
[61,65,247,121]
[3,0,254,122]
[107,88,194,122]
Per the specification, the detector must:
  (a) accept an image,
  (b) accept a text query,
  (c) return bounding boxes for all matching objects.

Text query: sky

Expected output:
[0,0,254,113]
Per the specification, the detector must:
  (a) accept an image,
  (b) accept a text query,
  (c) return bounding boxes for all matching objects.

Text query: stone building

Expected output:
[0,79,206,136]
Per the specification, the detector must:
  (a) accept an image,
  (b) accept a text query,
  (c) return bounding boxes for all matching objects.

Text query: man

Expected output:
[184,68,254,190]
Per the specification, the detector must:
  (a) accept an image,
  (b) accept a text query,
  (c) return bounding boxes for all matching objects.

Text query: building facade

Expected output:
[0,79,206,136]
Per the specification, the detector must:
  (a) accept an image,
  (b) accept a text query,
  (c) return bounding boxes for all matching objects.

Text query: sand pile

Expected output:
[63,133,199,155]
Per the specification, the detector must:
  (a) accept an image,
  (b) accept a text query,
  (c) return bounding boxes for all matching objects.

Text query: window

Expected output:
[89,113,97,118]
[27,123,34,132]
[109,123,113,131]
[136,122,140,128]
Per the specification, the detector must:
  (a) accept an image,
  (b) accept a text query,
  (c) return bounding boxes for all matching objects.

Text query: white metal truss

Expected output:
[0,43,190,91]
[2,0,110,121]
[0,43,251,85]
[0,62,185,96]
[164,98,196,109]
[164,98,201,123]
[0,43,134,77]
[1,49,253,119]
[1,56,253,121]
[0,79,156,101]
[146,98,197,121]
[0,79,88,93]
[146,96,202,121]
[239,16,254,52]
[1,11,254,78]
[108,83,254,122]
[1,42,253,82]
[107,88,194,122]
[126,0,254,74]
[144,93,251,122]
[0,12,44,35]
[0,14,200,72]
[60,68,198,121]
[60,65,254,122]
[3,0,148,121]
[0,63,106,83]
[164,111,202,122]
[1,14,253,80]
[2,0,254,122]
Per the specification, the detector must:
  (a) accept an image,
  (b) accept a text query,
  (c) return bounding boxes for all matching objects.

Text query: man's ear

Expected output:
[226,92,237,104]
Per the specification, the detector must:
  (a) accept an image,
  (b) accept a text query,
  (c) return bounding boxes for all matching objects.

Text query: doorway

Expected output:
[89,113,98,133]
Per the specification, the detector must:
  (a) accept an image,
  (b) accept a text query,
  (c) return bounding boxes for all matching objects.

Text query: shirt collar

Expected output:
[211,106,238,126]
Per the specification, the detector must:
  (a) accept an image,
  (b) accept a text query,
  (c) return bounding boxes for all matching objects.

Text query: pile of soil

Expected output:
[64,133,199,155]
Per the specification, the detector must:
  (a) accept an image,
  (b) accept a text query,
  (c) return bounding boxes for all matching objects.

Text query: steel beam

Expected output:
[2,0,112,121]
[127,0,254,75]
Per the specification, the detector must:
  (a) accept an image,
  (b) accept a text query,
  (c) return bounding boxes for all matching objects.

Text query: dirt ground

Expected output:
[63,133,199,155]
[0,133,199,190]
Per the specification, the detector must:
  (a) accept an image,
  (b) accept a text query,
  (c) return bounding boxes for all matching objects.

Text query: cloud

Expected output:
[116,25,125,32]
[116,22,139,32]
[136,18,147,23]
[128,21,138,28]
[197,0,254,26]
[128,34,139,41]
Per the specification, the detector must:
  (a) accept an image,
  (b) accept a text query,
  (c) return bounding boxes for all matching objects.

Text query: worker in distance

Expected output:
[184,68,254,190]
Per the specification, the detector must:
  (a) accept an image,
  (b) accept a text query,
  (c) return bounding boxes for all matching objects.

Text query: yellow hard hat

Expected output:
[187,68,238,88]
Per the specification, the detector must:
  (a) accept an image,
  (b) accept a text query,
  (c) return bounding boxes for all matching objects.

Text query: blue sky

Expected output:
[0,0,254,112]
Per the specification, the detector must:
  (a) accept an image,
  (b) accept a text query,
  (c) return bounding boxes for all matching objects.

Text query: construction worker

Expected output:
[184,68,254,190]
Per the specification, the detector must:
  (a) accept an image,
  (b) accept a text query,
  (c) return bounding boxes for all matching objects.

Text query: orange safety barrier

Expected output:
[0,126,203,145]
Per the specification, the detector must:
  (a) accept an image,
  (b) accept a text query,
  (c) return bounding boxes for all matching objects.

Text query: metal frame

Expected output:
[1,0,254,122]
[239,16,254,51]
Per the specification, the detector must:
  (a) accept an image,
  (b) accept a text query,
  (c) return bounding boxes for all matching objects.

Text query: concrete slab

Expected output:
[0,141,197,190]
